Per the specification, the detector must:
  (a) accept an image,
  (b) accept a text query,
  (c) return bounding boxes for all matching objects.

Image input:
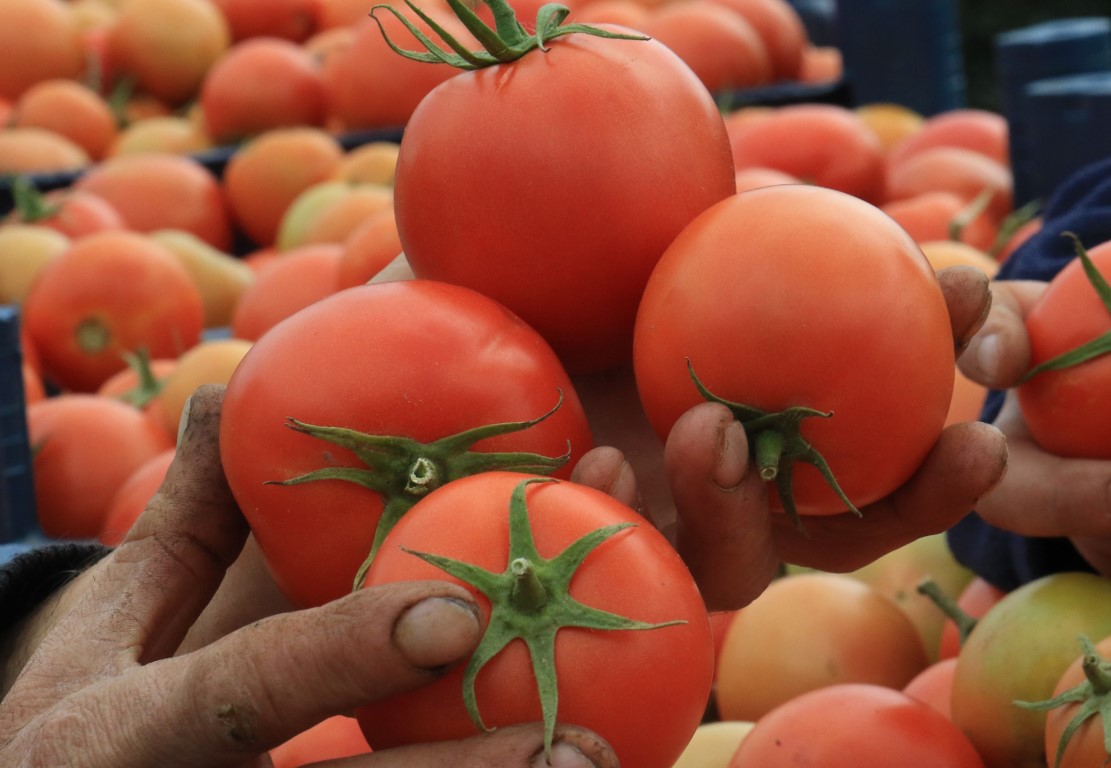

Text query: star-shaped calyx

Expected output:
[269,394,572,591]
[401,476,685,762]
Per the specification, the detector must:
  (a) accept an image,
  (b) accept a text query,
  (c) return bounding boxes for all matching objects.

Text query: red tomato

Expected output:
[633,184,953,517]
[98,448,176,546]
[902,656,958,720]
[1017,238,1111,459]
[220,280,595,608]
[394,24,735,374]
[22,230,204,393]
[28,394,175,539]
[951,572,1111,768]
[355,472,714,768]
[269,715,370,767]
[729,683,986,767]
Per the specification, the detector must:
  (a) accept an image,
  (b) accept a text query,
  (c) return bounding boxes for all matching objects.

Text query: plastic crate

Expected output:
[0,306,38,544]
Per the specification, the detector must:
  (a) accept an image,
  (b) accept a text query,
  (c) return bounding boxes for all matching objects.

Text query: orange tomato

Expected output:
[702,0,807,81]
[269,716,370,767]
[211,0,320,42]
[22,361,46,407]
[98,448,176,546]
[315,0,378,30]
[320,11,473,131]
[28,393,174,539]
[230,243,343,340]
[640,0,773,92]
[728,103,886,204]
[332,141,400,187]
[0,0,86,101]
[855,102,925,153]
[199,37,327,144]
[5,184,126,240]
[0,224,70,306]
[797,44,842,84]
[881,190,998,252]
[155,337,252,437]
[714,572,929,722]
[221,127,345,248]
[885,146,1013,225]
[0,127,91,174]
[571,0,650,27]
[107,115,213,157]
[732,166,798,193]
[903,656,958,720]
[337,205,401,288]
[887,108,1010,170]
[73,152,235,251]
[287,182,394,248]
[106,0,231,106]
[22,230,205,392]
[11,79,118,161]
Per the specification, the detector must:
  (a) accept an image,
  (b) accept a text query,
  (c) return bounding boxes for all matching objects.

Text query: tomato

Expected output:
[1020,634,1111,768]
[902,656,958,720]
[714,572,929,722]
[673,721,755,768]
[155,337,252,438]
[633,184,954,517]
[0,0,86,102]
[885,146,1013,226]
[727,103,887,204]
[211,0,319,43]
[0,128,91,174]
[28,393,175,539]
[11,78,118,161]
[269,715,370,767]
[199,37,326,144]
[355,472,714,768]
[729,683,986,767]
[98,447,176,546]
[229,242,343,341]
[0,223,69,306]
[147,229,256,330]
[22,230,204,393]
[393,18,735,373]
[4,182,125,240]
[106,115,213,158]
[950,572,1111,768]
[886,108,1010,171]
[1017,237,1111,459]
[702,0,806,81]
[220,280,595,608]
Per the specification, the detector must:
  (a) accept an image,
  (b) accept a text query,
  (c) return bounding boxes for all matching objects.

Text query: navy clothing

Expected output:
[946,156,1111,591]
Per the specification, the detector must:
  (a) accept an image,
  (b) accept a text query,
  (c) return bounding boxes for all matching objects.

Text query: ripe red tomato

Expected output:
[28,394,175,539]
[393,21,736,374]
[220,280,595,608]
[950,572,1111,768]
[1017,237,1111,459]
[355,472,714,768]
[728,683,986,767]
[633,184,954,517]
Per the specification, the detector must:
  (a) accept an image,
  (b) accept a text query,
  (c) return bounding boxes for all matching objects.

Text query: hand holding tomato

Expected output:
[0,386,617,768]
[571,264,1008,611]
[959,279,1111,577]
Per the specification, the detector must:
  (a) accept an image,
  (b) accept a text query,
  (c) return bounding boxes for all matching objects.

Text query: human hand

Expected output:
[957,279,1111,577]
[571,265,1008,611]
[0,384,617,768]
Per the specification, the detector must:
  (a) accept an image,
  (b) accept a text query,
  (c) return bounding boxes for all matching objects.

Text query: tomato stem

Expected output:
[1021,232,1111,383]
[401,477,686,762]
[9,175,59,222]
[1015,634,1111,768]
[268,392,573,591]
[916,578,977,648]
[369,0,647,72]
[687,360,861,530]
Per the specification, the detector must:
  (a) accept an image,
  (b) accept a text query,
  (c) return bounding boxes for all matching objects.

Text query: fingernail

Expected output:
[394,596,481,671]
[712,419,747,489]
[176,395,194,446]
[530,742,599,768]
[969,332,1001,380]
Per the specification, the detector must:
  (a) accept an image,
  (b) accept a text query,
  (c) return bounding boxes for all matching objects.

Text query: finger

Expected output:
[53,581,484,768]
[937,265,992,351]
[570,446,640,512]
[974,393,1111,538]
[958,279,1046,388]
[320,724,617,768]
[665,402,781,611]
[773,420,1008,571]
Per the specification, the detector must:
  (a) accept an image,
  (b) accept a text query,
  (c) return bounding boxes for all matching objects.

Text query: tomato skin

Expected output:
[220,281,595,608]
[1017,239,1111,459]
[951,572,1111,768]
[395,29,736,374]
[633,184,954,515]
[1041,635,1111,768]
[355,472,714,768]
[728,683,986,767]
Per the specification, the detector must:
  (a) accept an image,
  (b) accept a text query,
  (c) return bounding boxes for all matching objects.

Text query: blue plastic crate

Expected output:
[0,306,38,544]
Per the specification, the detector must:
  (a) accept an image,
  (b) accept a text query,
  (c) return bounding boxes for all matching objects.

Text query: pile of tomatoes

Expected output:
[10,0,1111,766]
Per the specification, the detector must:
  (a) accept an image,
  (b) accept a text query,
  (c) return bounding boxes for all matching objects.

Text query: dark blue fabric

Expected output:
[946,156,1111,590]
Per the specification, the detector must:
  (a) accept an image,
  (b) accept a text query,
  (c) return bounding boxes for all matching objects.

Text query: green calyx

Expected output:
[1021,232,1111,383]
[402,477,684,762]
[688,360,861,531]
[1015,634,1111,768]
[8,175,60,223]
[270,393,572,592]
[370,0,647,71]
